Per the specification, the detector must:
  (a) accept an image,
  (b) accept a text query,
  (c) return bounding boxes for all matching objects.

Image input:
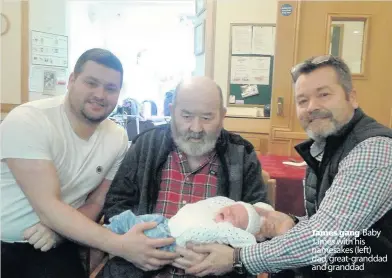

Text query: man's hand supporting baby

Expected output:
[172,243,209,270]
[183,206,297,277]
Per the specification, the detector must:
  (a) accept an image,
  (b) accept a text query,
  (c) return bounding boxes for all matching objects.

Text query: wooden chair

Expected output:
[89,251,108,278]
[258,170,276,278]
[262,170,276,209]
[86,217,108,278]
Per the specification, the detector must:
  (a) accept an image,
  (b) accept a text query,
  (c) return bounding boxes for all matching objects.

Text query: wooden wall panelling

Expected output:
[242,136,261,152]
[1,1,29,113]
[268,140,292,156]
[238,133,270,155]
[224,116,270,155]
[224,117,270,134]
[390,108,392,128]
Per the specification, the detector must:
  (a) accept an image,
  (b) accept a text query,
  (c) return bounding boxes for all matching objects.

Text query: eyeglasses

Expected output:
[290,55,347,81]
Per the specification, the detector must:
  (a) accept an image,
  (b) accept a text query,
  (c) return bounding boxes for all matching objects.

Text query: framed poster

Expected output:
[195,0,206,16]
[194,21,205,56]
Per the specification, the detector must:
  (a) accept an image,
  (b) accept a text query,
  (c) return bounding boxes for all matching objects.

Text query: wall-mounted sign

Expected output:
[280,4,293,16]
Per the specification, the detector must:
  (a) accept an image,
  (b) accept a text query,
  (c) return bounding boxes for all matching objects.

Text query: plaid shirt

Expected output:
[242,136,392,274]
[154,148,219,218]
[154,147,219,278]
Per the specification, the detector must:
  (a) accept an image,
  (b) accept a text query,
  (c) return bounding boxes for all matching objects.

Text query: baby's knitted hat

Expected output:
[237,202,261,235]
[253,202,274,226]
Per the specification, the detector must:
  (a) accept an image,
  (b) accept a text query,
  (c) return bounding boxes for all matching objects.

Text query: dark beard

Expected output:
[81,108,108,124]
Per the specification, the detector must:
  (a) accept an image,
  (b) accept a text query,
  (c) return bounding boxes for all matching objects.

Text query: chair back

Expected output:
[262,170,276,208]
[142,100,158,117]
[163,91,174,116]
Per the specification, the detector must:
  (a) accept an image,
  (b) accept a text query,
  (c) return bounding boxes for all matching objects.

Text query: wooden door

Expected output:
[268,1,392,156]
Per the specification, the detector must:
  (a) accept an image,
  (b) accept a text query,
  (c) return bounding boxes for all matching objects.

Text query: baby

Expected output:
[104,196,274,251]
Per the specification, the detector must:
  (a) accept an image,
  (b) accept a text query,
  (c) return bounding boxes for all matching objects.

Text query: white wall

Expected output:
[67,2,107,74]
[29,0,68,34]
[213,0,277,116]
[29,0,69,101]
[1,1,22,107]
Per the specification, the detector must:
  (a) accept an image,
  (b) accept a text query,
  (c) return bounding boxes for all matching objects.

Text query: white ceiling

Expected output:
[86,0,195,24]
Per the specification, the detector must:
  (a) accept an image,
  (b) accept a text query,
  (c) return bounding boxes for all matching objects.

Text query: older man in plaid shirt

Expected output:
[184,56,392,278]
[100,76,269,278]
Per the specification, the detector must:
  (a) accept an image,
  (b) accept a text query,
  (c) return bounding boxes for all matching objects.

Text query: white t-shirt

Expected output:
[0,96,129,242]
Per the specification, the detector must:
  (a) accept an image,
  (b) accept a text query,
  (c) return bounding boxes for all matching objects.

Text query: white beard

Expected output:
[173,136,217,157]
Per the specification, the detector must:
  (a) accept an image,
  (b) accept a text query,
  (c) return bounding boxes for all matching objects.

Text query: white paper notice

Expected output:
[29,65,67,95]
[241,85,259,98]
[252,26,275,55]
[249,57,271,85]
[230,56,251,84]
[31,30,68,68]
[29,66,44,93]
[231,25,252,54]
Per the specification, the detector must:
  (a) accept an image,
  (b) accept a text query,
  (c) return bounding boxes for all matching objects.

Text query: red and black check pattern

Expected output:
[153,148,220,278]
[154,148,219,218]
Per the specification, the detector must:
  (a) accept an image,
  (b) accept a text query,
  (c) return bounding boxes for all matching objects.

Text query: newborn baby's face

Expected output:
[214,203,249,230]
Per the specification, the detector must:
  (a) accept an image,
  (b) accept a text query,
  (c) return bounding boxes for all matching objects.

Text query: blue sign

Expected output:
[281,4,293,16]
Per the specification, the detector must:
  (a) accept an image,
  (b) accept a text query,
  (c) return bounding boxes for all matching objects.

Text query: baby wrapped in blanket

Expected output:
[105,196,274,251]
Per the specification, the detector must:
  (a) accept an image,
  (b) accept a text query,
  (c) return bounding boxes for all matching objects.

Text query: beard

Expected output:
[70,92,111,124]
[67,86,111,124]
[302,109,345,142]
[171,120,221,157]
[80,103,108,124]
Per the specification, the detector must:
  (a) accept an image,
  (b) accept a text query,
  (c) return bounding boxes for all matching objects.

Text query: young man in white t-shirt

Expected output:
[0,48,177,278]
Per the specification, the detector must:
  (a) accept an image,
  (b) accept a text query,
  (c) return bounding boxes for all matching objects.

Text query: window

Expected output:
[68,1,195,115]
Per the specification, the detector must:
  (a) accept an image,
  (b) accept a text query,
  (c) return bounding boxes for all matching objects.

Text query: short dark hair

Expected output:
[291,55,353,95]
[172,80,224,110]
[73,48,124,87]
